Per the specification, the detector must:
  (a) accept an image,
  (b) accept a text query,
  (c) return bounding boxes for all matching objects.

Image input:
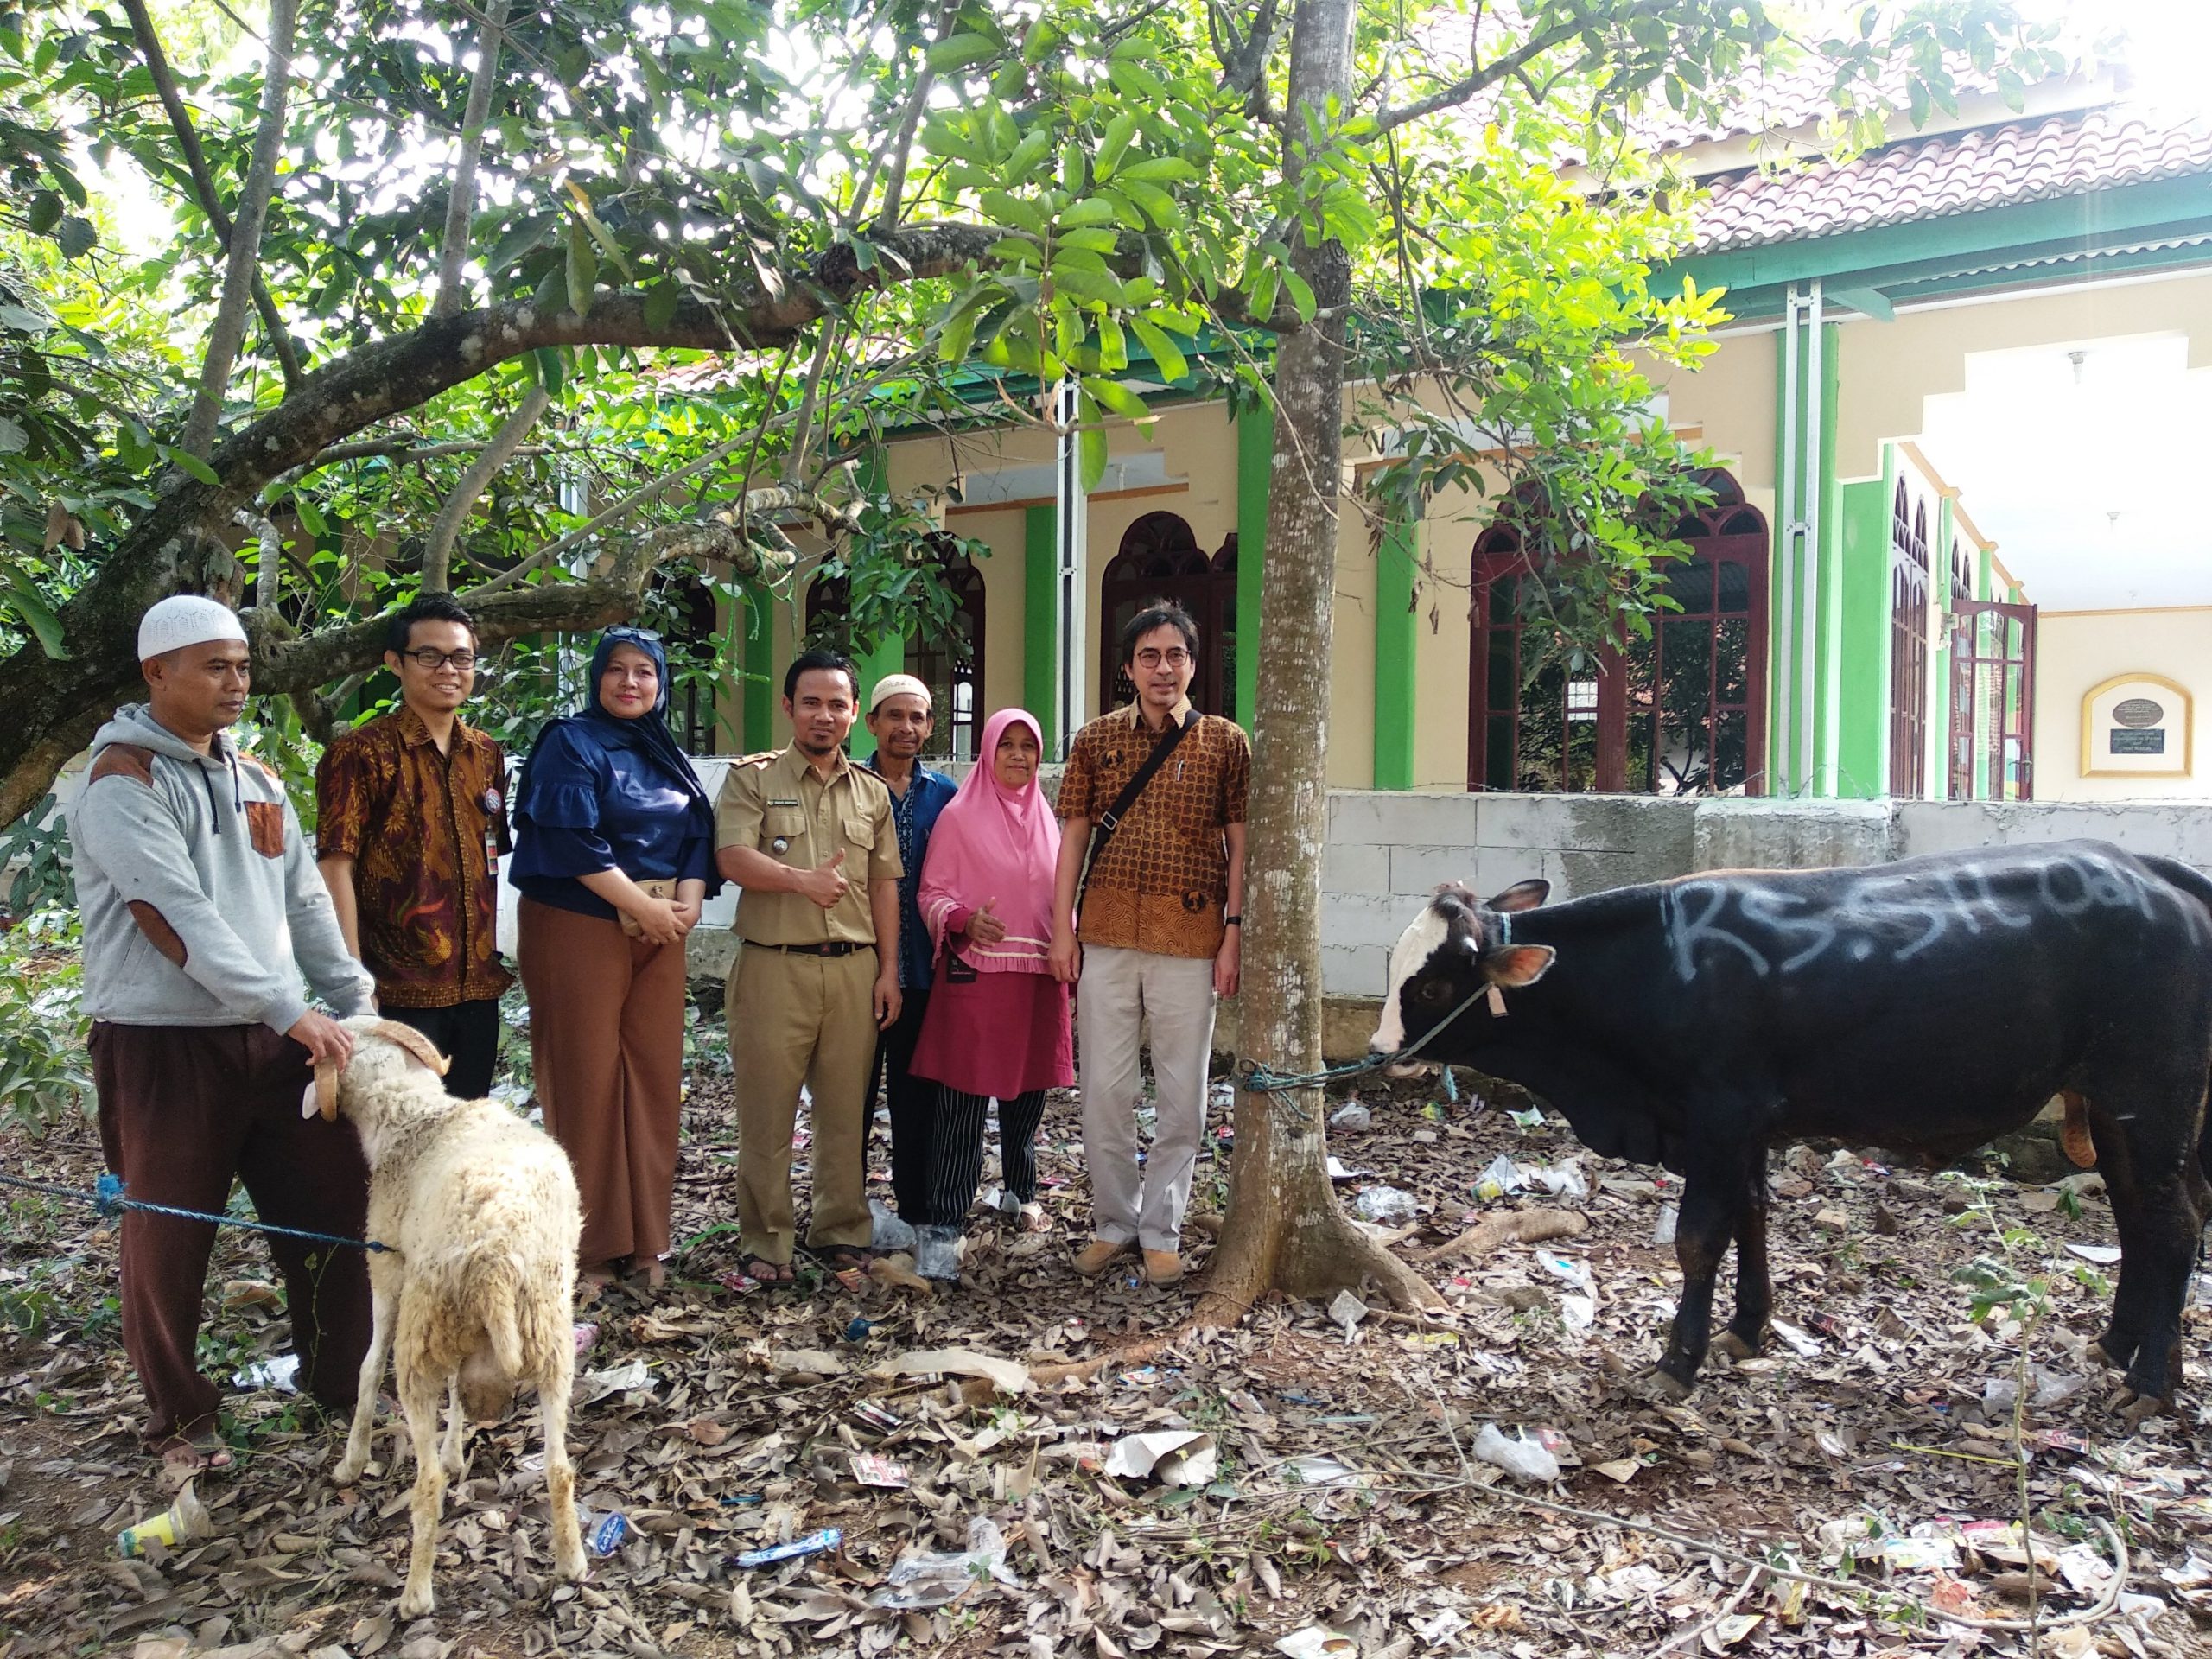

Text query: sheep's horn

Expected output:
[314,1058,340,1122]
[371,1020,452,1077]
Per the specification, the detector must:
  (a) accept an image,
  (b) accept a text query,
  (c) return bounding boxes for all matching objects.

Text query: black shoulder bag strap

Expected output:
[1074,708,1200,925]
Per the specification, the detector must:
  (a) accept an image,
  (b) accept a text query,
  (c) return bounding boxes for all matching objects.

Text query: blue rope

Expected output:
[0,1169,394,1254]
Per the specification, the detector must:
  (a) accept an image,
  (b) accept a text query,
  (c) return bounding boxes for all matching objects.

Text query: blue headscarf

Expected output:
[518,626,715,836]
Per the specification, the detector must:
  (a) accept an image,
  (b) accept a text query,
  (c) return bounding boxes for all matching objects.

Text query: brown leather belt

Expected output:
[757,940,869,957]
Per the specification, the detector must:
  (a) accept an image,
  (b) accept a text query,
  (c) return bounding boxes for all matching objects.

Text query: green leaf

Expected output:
[167,448,221,486]
[1002,130,1052,185]
[644,278,682,332]
[1094,112,1139,181]
[1116,156,1197,185]
[3,575,67,660]
[564,221,597,318]
[533,346,566,396]
[1060,196,1123,229]
[1128,316,1187,384]
[1059,139,1085,195]
[1115,179,1181,229]
[1086,376,1150,423]
[1247,264,1281,327]
[54,214,95,258]
[483,211,555,278]
[979,190,1047,238]
[25,191,59,234]
[1077,424,1108,493]
[1281,267,1317,324]
[925,33,997,73]
[292,497,328,537]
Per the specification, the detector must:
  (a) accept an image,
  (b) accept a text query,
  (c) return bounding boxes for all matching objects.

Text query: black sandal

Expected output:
[737,1254,794,1287]
[816,1245,875,1274]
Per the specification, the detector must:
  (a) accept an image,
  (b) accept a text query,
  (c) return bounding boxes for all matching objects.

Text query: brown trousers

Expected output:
[517,898,687,1268]
[92,1021,372,1446]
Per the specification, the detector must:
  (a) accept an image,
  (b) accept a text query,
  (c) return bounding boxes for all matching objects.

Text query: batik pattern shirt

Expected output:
[315,706,512,1007]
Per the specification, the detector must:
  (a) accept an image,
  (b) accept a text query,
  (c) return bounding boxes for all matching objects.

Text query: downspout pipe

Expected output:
[1777,285,1802,795]
[1800,280,1825,795]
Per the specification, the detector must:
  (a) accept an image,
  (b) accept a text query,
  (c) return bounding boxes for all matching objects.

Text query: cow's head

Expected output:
[1370,880,1555,1071]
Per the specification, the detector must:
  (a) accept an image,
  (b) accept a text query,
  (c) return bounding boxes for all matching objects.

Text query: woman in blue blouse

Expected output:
[512,628,718,1293]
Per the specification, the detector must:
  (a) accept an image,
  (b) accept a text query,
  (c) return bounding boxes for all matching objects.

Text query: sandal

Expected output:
[816,1245,876,1274]
[157,1432,234,1481]
[1016,1201,1048,1233]
[737,1254,794,1287]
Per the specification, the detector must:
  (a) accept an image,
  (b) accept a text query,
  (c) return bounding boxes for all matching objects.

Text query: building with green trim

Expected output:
[742,67,2212,801]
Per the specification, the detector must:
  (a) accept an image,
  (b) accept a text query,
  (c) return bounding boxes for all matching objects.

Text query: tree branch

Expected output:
[117,0,303,393]
[1372,6,1631,133]
[179,0,299,458]
[867,1,955,233]
[422,387,551,591]
[433,0,511,318]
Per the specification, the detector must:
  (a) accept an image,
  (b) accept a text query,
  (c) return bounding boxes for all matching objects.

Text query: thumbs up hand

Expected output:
[967,898,1007,945]
[797,848,850,909]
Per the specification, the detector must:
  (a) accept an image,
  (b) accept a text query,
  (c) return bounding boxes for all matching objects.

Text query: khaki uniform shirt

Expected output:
[715,746,902,946]
[1058,697,1250,960]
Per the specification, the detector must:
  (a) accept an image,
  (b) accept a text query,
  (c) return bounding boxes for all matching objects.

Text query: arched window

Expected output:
[805,538,987,760]
[1469,469,1767,795]
[1888,481,1932,798]
[1098,512,1237,718]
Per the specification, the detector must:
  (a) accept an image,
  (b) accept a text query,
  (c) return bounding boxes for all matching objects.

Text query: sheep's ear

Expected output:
[370,1020,451,1077]
[306,1058,340,1122]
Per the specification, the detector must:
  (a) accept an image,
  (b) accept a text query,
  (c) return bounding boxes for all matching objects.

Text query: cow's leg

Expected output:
[1656,1150,1751,1395]
[1714,1149,1773,1362]
[2091,1089,2210,1418]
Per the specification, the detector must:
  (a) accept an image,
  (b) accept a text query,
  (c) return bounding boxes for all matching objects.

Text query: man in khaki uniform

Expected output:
[716,648,903,1281]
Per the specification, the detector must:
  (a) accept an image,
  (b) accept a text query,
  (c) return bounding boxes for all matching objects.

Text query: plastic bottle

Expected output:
[118,1481,212,1557]
[578,1508,630,1555]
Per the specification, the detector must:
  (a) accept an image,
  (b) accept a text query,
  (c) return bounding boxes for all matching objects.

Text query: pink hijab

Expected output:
[918,709,1059,974]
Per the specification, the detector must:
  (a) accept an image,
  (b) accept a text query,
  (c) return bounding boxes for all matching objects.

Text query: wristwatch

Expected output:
[1224,914,1243,926]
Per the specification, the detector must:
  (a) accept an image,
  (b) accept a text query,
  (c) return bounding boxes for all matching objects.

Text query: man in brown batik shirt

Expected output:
[316,592,512,1096]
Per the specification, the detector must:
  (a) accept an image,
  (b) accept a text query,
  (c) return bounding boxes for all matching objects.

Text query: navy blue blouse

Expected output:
[511,718,718,922]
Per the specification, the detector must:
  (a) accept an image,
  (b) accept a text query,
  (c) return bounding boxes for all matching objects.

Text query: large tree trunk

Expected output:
[1198,0,1440,1323]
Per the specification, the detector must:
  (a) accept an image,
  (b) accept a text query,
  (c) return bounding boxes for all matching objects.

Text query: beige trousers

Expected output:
[729,944,878,1262]
[1076,944,1217,1252]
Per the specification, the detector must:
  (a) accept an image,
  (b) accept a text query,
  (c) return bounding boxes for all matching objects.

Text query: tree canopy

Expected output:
[0,0,2064,830]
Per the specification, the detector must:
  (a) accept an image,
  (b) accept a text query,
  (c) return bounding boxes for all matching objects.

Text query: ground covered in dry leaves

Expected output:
[5,1058,2212,1659]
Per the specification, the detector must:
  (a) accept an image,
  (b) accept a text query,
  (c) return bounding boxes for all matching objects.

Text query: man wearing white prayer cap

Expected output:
[68,593,376,1477]
[860,671,957,1249]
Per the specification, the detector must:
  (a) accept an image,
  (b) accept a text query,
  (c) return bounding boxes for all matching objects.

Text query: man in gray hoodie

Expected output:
[71,594,377,1476]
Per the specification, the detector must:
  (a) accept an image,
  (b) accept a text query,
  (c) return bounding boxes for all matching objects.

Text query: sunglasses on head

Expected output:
[602,626,662,645]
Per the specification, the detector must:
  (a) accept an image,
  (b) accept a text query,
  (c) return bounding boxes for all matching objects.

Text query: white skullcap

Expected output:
[138,594,247,661]
[869,672,932,713]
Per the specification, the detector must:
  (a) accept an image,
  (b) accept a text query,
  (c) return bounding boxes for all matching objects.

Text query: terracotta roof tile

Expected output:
[1691,105,2212,252]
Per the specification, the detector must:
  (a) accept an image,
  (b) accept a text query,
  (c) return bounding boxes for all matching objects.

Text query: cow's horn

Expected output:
[371,1020,452,1077]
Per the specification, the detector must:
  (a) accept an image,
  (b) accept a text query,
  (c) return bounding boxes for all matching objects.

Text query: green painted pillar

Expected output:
[1235,402,1272,729]
[741,582,773,752]
[1373,506,1418,790]
[1833,477,1890,800]
[849,633,904,760]
[1024,503,1059,753]
[849,444,906,760]
[1810,321,1845,795]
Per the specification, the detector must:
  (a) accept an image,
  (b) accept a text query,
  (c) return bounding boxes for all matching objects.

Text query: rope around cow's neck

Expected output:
[1242,979,1493,1095]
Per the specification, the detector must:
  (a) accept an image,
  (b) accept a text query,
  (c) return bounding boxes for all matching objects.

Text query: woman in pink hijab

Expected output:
[906,708,1074,1281]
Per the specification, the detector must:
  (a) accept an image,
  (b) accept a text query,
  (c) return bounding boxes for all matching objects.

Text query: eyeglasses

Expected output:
[1134,648,1192,670]
[401,649,477,671]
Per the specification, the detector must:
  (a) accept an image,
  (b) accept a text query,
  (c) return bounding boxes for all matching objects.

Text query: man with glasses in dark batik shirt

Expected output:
[316,592,512,1096]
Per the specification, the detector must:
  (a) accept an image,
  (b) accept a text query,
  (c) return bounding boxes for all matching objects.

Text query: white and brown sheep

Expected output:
[306,1015,587,1617]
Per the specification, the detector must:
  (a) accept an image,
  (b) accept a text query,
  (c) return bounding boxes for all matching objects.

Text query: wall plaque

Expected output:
[2082,673,2192,779]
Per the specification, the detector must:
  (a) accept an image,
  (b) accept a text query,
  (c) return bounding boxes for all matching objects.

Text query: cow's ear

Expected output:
[1489,880,1550,913]
[1485,944,1554,987]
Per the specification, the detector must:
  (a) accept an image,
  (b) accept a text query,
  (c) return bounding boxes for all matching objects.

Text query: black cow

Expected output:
[1370,839,2212,1414]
